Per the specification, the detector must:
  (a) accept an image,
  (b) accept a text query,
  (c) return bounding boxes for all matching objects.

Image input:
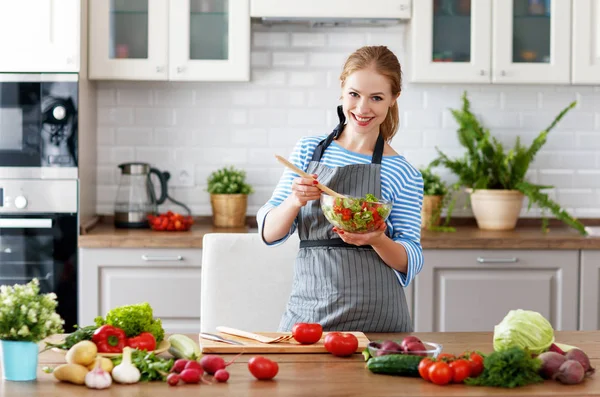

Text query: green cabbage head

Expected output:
[493,309,555,354]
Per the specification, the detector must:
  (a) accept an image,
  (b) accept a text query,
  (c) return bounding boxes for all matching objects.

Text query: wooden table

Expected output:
[2,331,600,396]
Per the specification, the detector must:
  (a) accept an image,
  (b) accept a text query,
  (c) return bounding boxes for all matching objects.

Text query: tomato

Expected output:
[465,352,484,377]
[292,323,323,345]
[436,353,456,362]
[248,356,279,380]
[428,361,452,386]
[418,358,435,381]
[449,359,471,383]
[324,332,359,357]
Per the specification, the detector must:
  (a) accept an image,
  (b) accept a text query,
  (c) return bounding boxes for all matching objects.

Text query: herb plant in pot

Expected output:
[0,279,64,381]
[420,166,456,232]
[207,166,254,228]
[433,92,586,235]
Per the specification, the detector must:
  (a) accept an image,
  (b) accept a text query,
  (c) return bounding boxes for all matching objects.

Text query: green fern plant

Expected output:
[432,91,587,235]
[207,166,253,195]
[419,166,456,232]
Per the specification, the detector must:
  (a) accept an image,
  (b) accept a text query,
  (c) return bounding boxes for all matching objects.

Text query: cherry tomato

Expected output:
[248,356,279,380]
[418,358,435,381]
[437,353,456,362]
[324,332,359,357]
[449,359,471,383]
[292,323,323,345]
[428,361,452,385]
[466,352,484,377]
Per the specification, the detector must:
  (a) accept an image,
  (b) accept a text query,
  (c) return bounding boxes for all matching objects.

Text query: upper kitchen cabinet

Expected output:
[411,0,571,84]
[411,0,492,83]
[88,0,250,81]
[572,0,600,84]
[0,0,80,73]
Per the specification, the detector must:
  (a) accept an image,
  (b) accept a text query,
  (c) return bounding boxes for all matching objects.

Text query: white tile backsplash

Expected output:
[96,23,600,217]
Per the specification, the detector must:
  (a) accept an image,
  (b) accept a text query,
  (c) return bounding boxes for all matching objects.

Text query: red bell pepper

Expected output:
[92,325,127,353]
[126,331,156,351]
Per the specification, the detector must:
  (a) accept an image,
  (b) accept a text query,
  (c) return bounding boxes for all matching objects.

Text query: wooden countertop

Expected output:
[5,331,600,396]
[79,217,600,250]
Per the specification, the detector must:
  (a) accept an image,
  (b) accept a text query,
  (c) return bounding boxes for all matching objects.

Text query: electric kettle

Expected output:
[114,162,169,229]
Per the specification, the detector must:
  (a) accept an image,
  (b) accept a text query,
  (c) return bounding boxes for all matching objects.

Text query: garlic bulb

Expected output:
[85,358,112,389]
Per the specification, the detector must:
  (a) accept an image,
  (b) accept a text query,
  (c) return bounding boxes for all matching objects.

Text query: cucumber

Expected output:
[167,334,201,360]
[366,354,424,377]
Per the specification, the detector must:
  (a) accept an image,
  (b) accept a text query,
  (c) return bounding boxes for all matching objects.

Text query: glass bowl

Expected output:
[367,341,443,358]
[320,194,392,233]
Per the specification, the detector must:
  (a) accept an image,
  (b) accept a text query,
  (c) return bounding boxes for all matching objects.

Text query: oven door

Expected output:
[0,213,78,331]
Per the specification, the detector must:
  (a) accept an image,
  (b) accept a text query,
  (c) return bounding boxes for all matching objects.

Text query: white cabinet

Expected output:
[0,0,80,72]
[579,250,600,330]
[572,0,600,84]
[89,0,250,81]
[414,249,579,332]
[411,0,571,84]
[79,247,202,334]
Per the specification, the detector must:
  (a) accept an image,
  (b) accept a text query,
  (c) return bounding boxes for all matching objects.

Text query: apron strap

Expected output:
[300,238,372,249]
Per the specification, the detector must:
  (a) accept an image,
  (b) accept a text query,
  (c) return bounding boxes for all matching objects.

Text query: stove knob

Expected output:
[52,105,66,121]
[14,195,27,209]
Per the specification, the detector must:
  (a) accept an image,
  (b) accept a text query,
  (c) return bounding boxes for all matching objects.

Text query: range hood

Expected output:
[250,0,411,27]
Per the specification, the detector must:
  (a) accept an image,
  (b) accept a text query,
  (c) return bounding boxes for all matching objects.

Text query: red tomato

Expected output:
[428,361,452,386]
[418,358,435,381]
[449,359,471,383]
[437,353,456,362]
[292,323,323,345]
[465,352,484,377]
[248,356,279,380]
[323,332,358,357]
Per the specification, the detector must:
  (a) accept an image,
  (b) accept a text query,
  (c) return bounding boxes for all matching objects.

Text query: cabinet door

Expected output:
[79,248,202,334]
[572,0,600,84]
[492,0,571,83]
[89,0,169,80]
[580,250,600,330]
[169,0,250,81]
[0,0,80,72]
[414,250,579,332]
[411,0,492,83]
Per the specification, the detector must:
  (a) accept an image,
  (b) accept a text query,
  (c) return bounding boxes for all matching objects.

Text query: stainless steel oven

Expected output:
[0,74,78,179]
[0,179,78,331]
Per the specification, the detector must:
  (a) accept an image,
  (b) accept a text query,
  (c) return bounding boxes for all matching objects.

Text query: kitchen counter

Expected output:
[79,217,600,249]
[5,331,600,396]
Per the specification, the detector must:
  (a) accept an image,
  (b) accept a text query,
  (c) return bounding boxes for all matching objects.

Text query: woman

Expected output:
[257,46,424,333]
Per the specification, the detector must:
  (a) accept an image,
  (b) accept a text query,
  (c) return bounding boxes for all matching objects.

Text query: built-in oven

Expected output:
[0,179,78,332]
[0,74,78,179]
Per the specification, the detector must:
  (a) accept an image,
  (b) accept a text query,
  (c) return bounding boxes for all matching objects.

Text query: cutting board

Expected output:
[199,332,370,354]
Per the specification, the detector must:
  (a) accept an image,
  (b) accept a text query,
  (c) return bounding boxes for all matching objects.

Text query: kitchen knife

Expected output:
[199,332,246,346]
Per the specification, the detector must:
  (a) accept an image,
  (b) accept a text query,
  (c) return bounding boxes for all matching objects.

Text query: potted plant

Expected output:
[419,166,456,232]
[0,279,64,381]
[207,166,254,228]
[433,91,587,235]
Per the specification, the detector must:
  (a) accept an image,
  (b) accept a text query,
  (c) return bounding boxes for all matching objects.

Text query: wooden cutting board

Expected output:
[199,332,370,354]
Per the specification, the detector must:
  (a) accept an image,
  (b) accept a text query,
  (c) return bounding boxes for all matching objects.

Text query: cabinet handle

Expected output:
[141,255,183,261]
[479,70,485,76]
[500,70,507,77]
[477,257,518,263]
[177,66,185,73]
[156,66,164,73]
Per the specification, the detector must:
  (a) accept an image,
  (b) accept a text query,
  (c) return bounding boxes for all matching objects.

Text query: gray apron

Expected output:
[279,106,413,333]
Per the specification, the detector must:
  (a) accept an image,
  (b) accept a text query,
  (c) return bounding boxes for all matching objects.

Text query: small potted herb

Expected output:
[207,166,254,228]
[420,166,456,232]
[0,279,64,381]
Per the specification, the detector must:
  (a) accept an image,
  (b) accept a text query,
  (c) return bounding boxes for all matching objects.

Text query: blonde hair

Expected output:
[339,46,402,142]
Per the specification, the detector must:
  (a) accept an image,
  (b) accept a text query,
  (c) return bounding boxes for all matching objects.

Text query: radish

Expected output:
[179,369,201,384]
[200,353,242,375]
[166,373,180,386]
[214,369,230,382]
[171,359,189,373]
[184,360,204,375]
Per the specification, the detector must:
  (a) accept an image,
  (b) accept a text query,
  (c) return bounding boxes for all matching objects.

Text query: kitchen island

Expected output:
[3,331,600,396]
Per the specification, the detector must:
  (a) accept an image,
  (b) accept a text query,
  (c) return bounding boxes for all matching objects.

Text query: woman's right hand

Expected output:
[289,174,320,208]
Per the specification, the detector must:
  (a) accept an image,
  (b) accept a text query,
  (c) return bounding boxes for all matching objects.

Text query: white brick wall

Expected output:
[96,23,600,218]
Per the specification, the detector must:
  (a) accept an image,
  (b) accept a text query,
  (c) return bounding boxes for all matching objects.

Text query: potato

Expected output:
[53,363,89,385]
[87,357,114,373]
[66,341,97,366]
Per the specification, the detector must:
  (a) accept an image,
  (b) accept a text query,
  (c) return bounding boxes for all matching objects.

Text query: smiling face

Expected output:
[341,66,398,136]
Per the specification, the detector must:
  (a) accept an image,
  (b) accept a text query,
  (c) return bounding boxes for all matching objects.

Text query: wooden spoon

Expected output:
[274,155,346,199]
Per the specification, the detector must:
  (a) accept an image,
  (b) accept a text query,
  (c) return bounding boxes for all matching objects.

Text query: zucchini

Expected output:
[366,354,424,377]
[167,334,201,360]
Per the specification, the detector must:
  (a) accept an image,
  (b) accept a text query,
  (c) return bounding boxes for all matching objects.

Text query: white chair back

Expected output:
[200,232,299,332]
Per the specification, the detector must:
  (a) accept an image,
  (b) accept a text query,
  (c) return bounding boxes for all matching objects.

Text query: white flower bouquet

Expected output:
[0,279,64,342]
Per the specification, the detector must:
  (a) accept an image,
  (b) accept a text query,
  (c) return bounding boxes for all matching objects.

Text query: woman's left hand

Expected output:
[333,223,387,246]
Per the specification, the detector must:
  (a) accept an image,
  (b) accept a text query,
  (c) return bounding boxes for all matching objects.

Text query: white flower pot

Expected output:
[467,189,524,231]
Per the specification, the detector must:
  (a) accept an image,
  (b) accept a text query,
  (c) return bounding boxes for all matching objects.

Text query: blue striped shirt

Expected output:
[257,135,424,287]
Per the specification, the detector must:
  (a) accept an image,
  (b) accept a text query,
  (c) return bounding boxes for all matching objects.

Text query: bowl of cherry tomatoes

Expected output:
[148,211,194,232]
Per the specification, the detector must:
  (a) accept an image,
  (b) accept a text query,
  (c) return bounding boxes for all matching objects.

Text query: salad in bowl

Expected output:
[321,193,392,233]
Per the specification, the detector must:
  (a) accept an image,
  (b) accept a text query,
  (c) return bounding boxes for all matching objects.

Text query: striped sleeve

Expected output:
[256,136,321,246]
[382,158,424,287]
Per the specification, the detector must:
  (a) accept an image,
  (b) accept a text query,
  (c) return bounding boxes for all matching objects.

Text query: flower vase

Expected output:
[0,340,39,381]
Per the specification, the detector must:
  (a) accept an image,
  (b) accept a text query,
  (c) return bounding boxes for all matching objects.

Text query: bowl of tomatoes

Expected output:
[367,336,442,358]
[321,193,392,233]
[148,211,194,232]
